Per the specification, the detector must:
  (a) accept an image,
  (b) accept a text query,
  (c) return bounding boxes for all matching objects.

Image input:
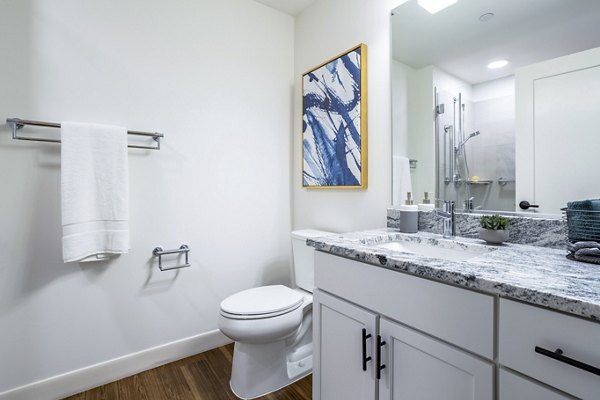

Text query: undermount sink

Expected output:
[376,237,496,262]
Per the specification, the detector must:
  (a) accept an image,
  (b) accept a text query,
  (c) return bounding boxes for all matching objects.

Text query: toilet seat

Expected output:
[220,285,304,320]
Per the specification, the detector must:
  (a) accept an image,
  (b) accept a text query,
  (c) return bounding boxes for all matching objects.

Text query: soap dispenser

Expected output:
[398,192,418,233]
[418,192,435,211]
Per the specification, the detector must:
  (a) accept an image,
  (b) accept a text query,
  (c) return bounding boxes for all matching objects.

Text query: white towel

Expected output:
[61,122,130,262]
[393,156,413,206]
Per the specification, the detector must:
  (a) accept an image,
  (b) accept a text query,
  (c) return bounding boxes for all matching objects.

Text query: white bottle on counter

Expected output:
[418,192,435,211]
[399,192,418,233]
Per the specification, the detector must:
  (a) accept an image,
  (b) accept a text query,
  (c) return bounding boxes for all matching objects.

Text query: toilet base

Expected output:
[229,340,312,399]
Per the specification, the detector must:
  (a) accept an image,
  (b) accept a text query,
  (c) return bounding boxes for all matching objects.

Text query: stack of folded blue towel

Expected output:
[567,242,600,265]
[566,199,600,264]
[566,199,600,241]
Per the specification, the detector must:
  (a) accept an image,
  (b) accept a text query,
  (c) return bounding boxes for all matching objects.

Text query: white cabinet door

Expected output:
[378,318,494,400]
[313,289,378,400]
[499,369,574,400]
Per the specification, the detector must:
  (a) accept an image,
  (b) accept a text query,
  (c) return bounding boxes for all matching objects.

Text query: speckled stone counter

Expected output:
[308,229,600,321]
[387,208,568,249]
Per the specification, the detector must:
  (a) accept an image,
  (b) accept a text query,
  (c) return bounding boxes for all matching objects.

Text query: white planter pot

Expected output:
[479,228,509,244]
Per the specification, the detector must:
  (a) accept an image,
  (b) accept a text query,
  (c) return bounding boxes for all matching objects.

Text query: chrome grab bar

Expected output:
[153,245,191,271]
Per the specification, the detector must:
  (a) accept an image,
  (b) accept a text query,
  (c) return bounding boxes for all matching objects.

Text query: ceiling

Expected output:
[391,0,600,84]
[253,0,318,16]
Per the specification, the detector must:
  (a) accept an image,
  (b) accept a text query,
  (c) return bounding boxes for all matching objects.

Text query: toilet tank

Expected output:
[291,229,335,292]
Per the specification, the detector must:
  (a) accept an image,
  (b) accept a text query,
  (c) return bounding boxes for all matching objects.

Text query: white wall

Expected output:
[433,68,473,101]
[0,0,293,397]
[293,0,394,232]
[391,60,421,206]
[391,60,411,158]
[407,66,435,204]
[472,76,515,102]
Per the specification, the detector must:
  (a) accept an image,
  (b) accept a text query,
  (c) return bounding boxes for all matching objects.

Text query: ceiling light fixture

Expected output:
[417,0,458,14]
[487,60,509,69]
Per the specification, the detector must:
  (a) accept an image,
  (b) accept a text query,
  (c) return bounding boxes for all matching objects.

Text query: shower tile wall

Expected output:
[469,92,516,211]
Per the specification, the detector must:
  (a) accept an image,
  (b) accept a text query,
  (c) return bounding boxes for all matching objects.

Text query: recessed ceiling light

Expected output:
[487,60,509,69]
[479,12,494,22]
[418,0,458,14]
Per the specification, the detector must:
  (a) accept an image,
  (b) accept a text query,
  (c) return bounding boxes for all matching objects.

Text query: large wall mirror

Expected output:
[391,0,600,216]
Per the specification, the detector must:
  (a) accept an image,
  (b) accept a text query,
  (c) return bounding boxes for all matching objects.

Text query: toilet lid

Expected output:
[220,285,304,316]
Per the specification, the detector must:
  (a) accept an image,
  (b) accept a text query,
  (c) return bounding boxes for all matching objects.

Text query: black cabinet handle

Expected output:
[535,346,600,376]
[361,328,372,371]
[519,201,540,210]
[376,335,386,380]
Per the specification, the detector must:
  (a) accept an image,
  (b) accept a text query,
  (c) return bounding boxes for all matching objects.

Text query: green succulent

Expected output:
[480,214,510,230]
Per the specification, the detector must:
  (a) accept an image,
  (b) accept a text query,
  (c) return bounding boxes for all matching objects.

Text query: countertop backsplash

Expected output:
[387,208,568,249]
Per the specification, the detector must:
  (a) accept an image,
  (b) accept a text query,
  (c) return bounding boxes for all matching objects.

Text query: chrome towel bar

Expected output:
[153,245,191,271]
[6,117,163,150]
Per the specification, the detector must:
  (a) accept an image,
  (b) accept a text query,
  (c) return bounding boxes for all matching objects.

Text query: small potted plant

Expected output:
[479,215,510,244]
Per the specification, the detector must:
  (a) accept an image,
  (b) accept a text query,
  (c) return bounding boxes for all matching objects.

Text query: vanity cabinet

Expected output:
[313,252,494,400]
[313,251,600,400]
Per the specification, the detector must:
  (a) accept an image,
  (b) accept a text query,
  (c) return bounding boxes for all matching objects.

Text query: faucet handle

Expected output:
[443,200,455,213]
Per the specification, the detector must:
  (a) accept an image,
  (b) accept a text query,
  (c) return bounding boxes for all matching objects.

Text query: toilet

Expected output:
[218,229,335,399]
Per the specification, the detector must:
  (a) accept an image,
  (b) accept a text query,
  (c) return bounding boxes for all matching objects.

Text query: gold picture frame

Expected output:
[302,43,367,189]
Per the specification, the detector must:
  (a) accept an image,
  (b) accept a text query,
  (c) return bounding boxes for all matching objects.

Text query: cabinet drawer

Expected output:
[499,298,600,399]
[499,369,573,400]
[315,252,494,359]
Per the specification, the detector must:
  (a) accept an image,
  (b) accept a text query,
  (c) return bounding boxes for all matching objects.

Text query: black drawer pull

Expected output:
[535,346,600,376]
[362,328,372,371]
[376,335,386,380]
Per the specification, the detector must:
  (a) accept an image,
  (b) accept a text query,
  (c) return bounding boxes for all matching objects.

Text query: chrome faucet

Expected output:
[464,197,475,212]
[435,201,456,238]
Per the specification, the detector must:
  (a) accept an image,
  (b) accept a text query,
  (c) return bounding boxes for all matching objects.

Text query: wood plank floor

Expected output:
[64,344,311,400]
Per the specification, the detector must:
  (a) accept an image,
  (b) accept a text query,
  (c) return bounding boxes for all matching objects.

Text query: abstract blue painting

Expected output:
[302,44,367,188]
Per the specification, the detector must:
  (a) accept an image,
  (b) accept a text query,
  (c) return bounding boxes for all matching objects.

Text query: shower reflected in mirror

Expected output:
[436,84,515,212]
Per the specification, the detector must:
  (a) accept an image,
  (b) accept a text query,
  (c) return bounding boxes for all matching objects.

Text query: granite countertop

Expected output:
[307,229,600,322]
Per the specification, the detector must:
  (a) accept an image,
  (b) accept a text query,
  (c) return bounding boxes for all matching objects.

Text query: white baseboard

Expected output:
[0,329,231,400]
